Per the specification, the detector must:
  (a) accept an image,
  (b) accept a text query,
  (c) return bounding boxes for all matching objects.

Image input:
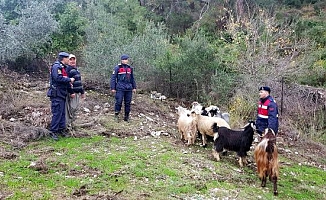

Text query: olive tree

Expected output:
[0,0,58,63]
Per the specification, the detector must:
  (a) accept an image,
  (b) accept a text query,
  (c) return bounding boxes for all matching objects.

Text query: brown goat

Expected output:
[254,128,279,196]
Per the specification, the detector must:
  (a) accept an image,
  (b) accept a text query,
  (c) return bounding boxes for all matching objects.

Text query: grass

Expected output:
[1,134,325,200]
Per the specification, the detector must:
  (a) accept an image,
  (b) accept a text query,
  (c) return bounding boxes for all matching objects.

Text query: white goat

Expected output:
[176,106,196,145]
[191,101,208,116]
[177,113,197,145]
[192,107,231,147]
[191,101,202,111]
[176,105,191,117]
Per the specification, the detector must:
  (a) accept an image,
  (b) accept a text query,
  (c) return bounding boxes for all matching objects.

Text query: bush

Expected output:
[50,2,87,53]
[0,1,58,63]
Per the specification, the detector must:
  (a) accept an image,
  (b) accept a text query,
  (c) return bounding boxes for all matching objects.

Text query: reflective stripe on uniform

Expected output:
[258,114,279,118]
[258,114,268,119]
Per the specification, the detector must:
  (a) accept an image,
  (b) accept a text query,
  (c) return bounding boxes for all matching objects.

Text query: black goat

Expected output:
[212,121,256,167]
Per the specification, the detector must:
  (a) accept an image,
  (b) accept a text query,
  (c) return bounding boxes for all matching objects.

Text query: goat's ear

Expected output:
[211,122,218,130]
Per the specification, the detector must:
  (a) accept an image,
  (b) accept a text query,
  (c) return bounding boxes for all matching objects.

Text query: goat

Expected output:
[205,105,230,123]
[191,102,204,115]
[177,113,197,145]
[191,101,201,110]
[176,105,191,117]
[201,106,209,116]
[254,128,279,196]
[176,106,197,145]
[205,105,220,117]
[212,121,256,167]
[192,108,230,147]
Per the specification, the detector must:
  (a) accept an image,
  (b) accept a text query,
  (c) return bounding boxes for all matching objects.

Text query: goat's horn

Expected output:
[241,123,249,129]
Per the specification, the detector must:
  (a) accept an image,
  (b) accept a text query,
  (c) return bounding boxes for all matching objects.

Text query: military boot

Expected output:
[114,112,120,122]
[123,113,130,122]
[59,129,70,138]
[49,132,59,141]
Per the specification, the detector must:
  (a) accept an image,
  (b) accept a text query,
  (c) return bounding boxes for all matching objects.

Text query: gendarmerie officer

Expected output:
[110,54,136,122]
[256,86,279,136]
[47,52,75,140]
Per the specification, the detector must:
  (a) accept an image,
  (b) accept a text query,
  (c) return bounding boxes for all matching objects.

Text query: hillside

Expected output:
[0,69,326,199]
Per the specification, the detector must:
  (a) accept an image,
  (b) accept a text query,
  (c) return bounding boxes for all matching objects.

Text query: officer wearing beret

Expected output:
[47,52,75,140]
[256,86,279,136]
[110,54,136,122]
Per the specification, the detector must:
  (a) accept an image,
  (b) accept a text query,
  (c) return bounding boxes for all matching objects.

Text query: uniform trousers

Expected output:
[50,97,66,133]
[114,90,132,114]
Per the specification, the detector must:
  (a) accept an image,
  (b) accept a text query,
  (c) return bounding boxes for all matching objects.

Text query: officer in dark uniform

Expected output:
[256,86,279,136]
[110,54,136,122]
[47,52,75,140]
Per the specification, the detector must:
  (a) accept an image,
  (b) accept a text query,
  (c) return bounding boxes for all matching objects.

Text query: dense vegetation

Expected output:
[0,0,325,140]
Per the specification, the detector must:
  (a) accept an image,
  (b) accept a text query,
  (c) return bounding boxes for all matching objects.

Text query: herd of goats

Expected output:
[176,102,279,196]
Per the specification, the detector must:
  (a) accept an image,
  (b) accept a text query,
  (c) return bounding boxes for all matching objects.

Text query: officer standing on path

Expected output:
[47,52,75,140]
[255,86,279,136]
[110,54,136,122]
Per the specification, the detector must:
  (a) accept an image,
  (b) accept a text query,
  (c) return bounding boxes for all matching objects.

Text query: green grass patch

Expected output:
[0,135,325,199]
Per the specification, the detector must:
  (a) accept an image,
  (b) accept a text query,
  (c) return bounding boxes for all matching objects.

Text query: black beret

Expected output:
[259,86,271,93]
[120,54,129,60]
[58,52,70,57]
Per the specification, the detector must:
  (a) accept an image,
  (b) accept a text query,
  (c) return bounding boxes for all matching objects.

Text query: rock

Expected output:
[83,107,91,113]
[9,118,16,122]
[94,105,101,111]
